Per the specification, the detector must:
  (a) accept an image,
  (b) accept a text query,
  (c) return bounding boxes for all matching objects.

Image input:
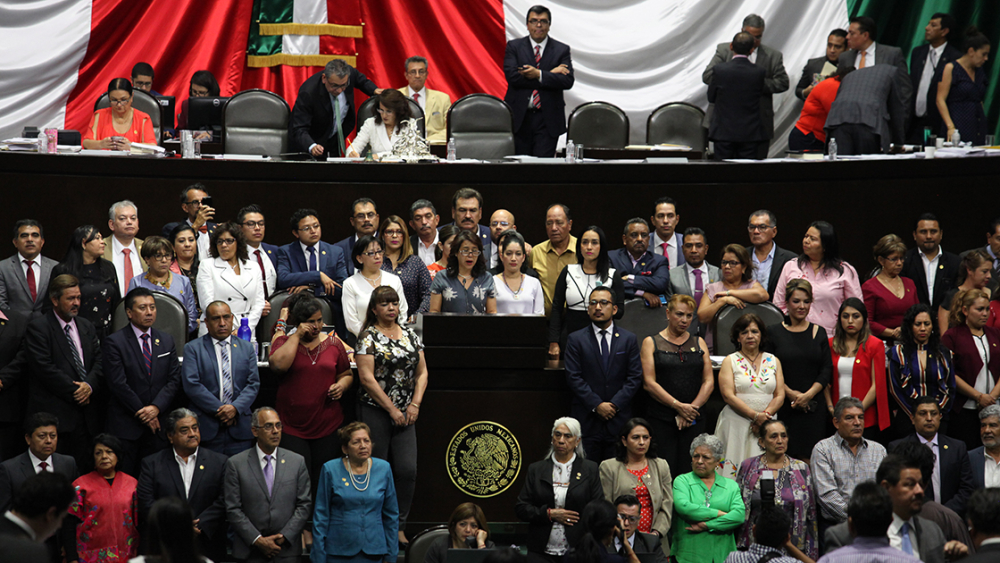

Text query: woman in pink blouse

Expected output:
[774,221,862,335]
[862,234,918,342]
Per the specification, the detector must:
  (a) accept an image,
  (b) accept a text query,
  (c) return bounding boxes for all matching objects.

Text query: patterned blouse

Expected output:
[736,455,818,559]
[429,270,497,314]
[355,325,424,410]
[382,254,432,313]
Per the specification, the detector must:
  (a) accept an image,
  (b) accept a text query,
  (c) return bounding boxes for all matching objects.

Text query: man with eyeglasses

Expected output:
[224,407,310,562]
[289,58,382,159]
[487,209,532,269]
[335,198,380,276]
[161,183,217,246]
[104,200,147,291]
[503,4,574,157]
[130,62,161,96]
[237,204,278,308]
[609,218,671,308]
[744,209,796,300]
[564,286,642,460]
[612,495,668,563]
[397,56,451,142]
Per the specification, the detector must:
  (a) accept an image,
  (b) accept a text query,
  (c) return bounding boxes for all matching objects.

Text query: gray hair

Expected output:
[980,404,1000,421]
[690,433,725,461]
[623,217,650,235]
[834,396,864,419]
[743,14,765,29]
[324,59,351,79]
[166,408,198,435]
[108,200,138,221]
[405,56,428,71]
[546,417,587,459]
[749,209,777,227]
[251,407,278,428]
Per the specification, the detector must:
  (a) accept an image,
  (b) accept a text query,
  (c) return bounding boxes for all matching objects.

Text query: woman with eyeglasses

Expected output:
[379,216,431,318]
[196,222,266,340]
[343,235,408,338]
[128,235,198,335]
[82,78,156,150]
[429,230,497,314]
[494,231,544,314]
[176,70,221,135]
[52,225,120,339]
[348,89,413,159]
[169,224,202,322]
[697,244,768,352]
[861,234,918,343]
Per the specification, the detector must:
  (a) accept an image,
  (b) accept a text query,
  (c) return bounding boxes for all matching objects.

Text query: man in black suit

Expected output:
[503,4,574,157]
[103,288,182,476]
[796,29,848,100]
[0,472,75,546]
[137,408,227,562]
[24,275,102,471]
[909,13,962,144]
[608,218,671,307]
[889,397,975,515]
[450,188,493,262]
[289,59,381,158]
[335,198,380,276]
[0,413,77,513]
[0,306,28,459]
[161,183,218,242]
[409,199,440,267]
[707,32,767,160]
[564,287,642,460]
[901,213,960,311]
[964,488,1000,563]
[612,495,668,563]
[745,210,797,301]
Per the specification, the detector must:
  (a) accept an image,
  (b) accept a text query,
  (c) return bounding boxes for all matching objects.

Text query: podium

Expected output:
[417,313,548,369]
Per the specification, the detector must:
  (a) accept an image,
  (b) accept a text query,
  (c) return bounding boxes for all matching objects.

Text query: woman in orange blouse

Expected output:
[82,78,155,150]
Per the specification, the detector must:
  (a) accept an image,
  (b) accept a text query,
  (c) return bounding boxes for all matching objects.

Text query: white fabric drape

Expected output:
[282,0,324,55]
[504,0,850,157]
[0,0,92,140]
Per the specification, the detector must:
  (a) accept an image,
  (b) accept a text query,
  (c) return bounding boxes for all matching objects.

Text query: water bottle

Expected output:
[951,129,961,147]
[827,138,838,161]
[36,131,47,153]
[237,317,252,342]
[565,139,576,163]
[447,137,457,161]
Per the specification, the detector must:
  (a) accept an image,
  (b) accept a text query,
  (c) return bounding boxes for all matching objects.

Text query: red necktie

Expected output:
[123,248,134,286]
[24,260,36,301]
[530,46,541,108]
[412,93,420,104]
[199,225,208,233]
[661,242,670,268]
[38,461,48,472]
[255,250,269,296]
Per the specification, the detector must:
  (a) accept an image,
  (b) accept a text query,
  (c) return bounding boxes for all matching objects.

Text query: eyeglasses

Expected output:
[383,229,404,237]
[376,108,394,114]
[588,299,612,307]
[720,260,741,267]
[617,514,640,524]
[362,250,384,257]
[528,18,550,25]
[217,238,237,246]
[491,221,510,228]
[256,422,282,432]
[151,253,173,261]
[353,212,377,221]
[133,81,152,89]
[747,224,774,232]
[109,97,131,106]
[243,220,265,228]
[326,79,350,92]
[298,223,321,233]
[190,88,211,97]
[406,68,428,76]
[459,249,481,256]
[185,199,206,205]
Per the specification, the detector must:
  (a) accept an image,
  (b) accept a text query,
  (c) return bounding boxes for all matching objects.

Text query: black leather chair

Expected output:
[646,102,707,154]
[357,96,426,138]
[256,290,335,343]
[222,89,290,156]
[711,302,784,356]
[94,89,162,144]
[406,525,449,563]
[567,101,629,148]
[616,299,668,343]
[446,94,514,160]
[111,291,190,356]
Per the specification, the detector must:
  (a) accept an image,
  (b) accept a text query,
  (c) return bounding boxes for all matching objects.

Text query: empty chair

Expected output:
[357,96,426,139]
[567,101,629,148]
[222,89,290,156]
[711,302,784,356]
[405,525,449,563]
[111,291,190,356]
[646,102,707,153]
[94,89,163,145]
[616,299,667,343]
[446,94,514,160]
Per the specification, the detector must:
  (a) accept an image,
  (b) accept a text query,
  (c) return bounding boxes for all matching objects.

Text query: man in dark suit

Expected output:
[450,188,492,260]
[409,199,440,267]
[24,274,102,470]
[703,14,789,159]
[103,288,182,476]
[0,413,77,513]
[161,183,218,242]
[0,219,57,320]
[796,29,848,100]
[908,13,962,144]
[224,407,311,562]
[609,219,671,308]
[967,404,1000,488]
[564,286,642,460]
[335,198,379,276]
[745,210,797,301]
[964,488,1000,563]
[0,305,29,459]
[0,472,75,550]
[707,32,767,160]
[825,64,909,155]
[137,408,228,562]
[837,16,912,106]
[503,5,574,157]
[650,197,685,269]
[612,495,668,563]
[238,204,279,301]
[289,59,381,158]
[901,213,960,311]
[889,397,975,515]
[182,301,259,456]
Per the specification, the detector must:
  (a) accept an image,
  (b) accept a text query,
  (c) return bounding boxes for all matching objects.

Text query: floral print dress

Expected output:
[355,326,424,410]
[429,271,496,314]
[714,352,778,479]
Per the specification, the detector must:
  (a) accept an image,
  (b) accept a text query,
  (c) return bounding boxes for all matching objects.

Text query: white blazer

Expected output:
[342,271,408,337]
[351,117,401,158]
[196,256,266,340]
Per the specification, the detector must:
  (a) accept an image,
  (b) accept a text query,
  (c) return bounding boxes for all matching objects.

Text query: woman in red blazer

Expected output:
[941,288,1000,448]
[825,298,890,440]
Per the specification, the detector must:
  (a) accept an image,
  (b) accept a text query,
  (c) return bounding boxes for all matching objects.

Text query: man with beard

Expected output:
[901,213,961,310]
[609,218,670,307]
[969,404,1000,488]
[335,198,379,276]
[408,199,440,267]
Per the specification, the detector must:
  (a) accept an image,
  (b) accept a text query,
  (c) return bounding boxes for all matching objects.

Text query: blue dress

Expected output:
[941,63,987,145]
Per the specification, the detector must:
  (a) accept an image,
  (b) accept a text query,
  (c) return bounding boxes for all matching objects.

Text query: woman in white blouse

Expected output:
[196,222,265,341]
[493,231,544,315]
[347,89,412,159]
[342,235,407,337]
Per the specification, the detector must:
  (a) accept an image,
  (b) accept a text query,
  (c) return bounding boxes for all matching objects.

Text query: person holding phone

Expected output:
[82,78,156,150]
[563,499,640,563]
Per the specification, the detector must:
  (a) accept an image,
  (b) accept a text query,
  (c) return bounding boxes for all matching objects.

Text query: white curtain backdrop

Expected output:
[0,0,92,140]
[504,0,850,157]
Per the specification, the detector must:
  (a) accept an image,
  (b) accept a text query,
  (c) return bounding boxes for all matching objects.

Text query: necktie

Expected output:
[255,250,269,296]
[199,225,208,234]
[123,248,134,287]
[530,46,541,109]
[38,461,48,473]
[693,268,704,305]
[23,260,36,302]
[333,96,345,156]
[64,324,86,379]
[263,454,274,496]
[859,50,867,69]
[916,50,939,117]
[661,242,670,268]
[307,246,317,272]
[219,340,233,404]
[900,522,913,555]
[412,92,420,104]
[599,329,610,372]
[141,333,152,376]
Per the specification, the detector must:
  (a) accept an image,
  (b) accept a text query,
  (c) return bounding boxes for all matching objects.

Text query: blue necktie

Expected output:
[600,329,610,372]
[219,340,233,404]
[900,522,913,556]
[308,246,317,272]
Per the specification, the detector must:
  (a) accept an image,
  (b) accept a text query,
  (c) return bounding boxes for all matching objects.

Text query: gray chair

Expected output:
[567,101,629,148]
[616,299,668,343]
[256,290,334,343]
[222,89,290,156]
[646,102,707,154]
[405,525,449,563]
[446,94,514,160]
[357,96,426,138]
[111,291,190,356]
[711,302,785,356]
[94,89,162,144]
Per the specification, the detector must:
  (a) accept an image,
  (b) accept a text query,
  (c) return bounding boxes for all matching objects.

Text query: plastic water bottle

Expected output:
[827,138,838,161]
[951,129,961,147]
[565,139,576,163]
[447,137,456,161]
[36,131,47,153]
[237,317,252,342]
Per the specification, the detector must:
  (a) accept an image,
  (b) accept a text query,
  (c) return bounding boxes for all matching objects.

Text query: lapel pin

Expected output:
[1,321,4,326]
[155,339,160,346]
[943,445,948,449]
[199,465,204,470]
[322,251,327,255]
[281,459,285,463]
[614,333,619,338]
[342,478,347,482]
[939,265,944,269]
[856,359,861,364]
[576,472,581,480]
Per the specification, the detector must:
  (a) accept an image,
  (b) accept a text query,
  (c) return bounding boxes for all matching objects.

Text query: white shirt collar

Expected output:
[27,450,51,472]
[614,532,636,552]
[410,86,426,99]
[531,35,549,55]
[552,452,576,469]
[214,335,231,347]
[930,42,947,58]
[4,511,36,540]
[17,252,37,264]
[174,446,198,463]
[592,322,615,340]
[917,433,938,448]
[256,443,277,464]
[112,235,137,255]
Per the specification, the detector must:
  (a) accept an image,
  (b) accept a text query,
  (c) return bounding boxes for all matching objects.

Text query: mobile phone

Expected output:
[659,294,667,305]
[201,195,214,208]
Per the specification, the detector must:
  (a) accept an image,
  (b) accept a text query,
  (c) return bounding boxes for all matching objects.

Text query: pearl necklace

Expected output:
[344,457,371,491]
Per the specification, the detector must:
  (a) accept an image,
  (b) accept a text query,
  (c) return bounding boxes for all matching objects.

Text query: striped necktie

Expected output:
[64,324,86,378]
[219,340,233,404]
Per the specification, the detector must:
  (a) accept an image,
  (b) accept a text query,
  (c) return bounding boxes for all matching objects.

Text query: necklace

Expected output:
[502,273,524,299]
[762,454,791,506]
[146,272,171,288]
[457,272,472,287]
[344,457,371,491]
[375,323,399,339]
[361,271,382,287]
[304,340,322,365]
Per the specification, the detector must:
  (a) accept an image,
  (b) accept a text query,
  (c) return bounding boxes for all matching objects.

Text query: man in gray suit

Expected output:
[825,65,909,155]
[670,228,719,303]
[0,220,57,320]
[611,495,668,563]
[967,404,1000,488]
[702,14,789,159]
[224,407,310,562]
[837,17,912,111]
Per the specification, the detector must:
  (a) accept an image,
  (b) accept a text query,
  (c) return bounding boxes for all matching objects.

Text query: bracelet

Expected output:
[673,399,679,406]
[547,508,553,521]
[763,410,772,418]
[411,403,420,409]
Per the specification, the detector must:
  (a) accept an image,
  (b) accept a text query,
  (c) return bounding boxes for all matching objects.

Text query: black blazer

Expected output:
[24,312,102,435]
[889,433,975,514]
[909,43,962,127]
[0,451,79,512]
[102,325,182,441]
[515,456,603,553]
[745,244,798,300]
[969,446,988,489]
[503,36,575,137]
[901,247,961,310]
[963,542,1000,563]
[289,67,379,155]
[796,56,836,100]
[607,531,668,563]
[0,309,28,426]
[707,57,766,142]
